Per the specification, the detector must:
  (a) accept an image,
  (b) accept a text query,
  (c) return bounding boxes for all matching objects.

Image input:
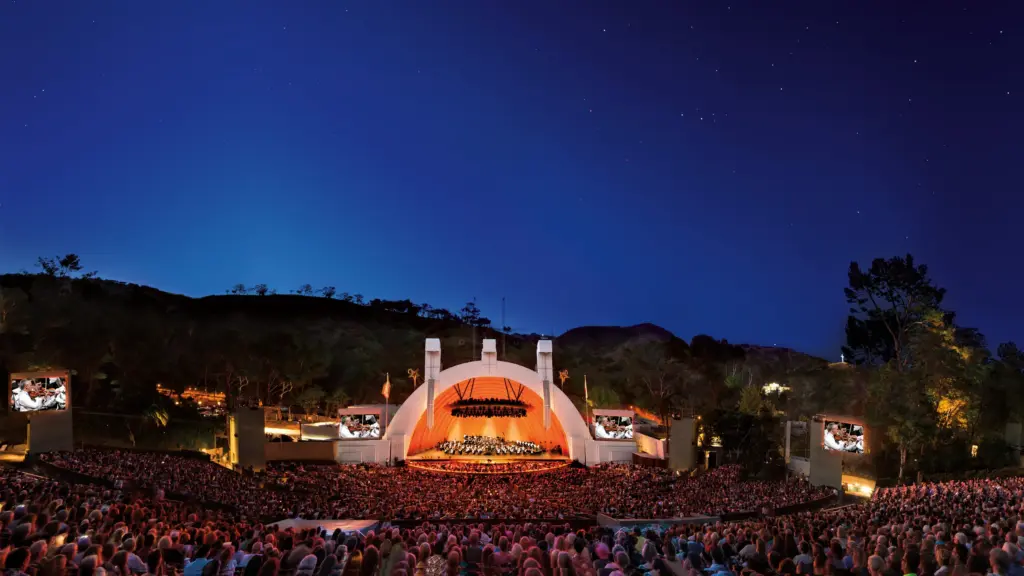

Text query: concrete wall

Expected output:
[635,432,666,459]
[265,441,336,462]
[336,440,390,463]
[788,456,810,478]
[1006,422,1022,450]
[668,417,695,471]
[232,408,267,470]
[585,440,635,464]
[27,410,73,453]
[264,440,391,463]
[808,420,843,488]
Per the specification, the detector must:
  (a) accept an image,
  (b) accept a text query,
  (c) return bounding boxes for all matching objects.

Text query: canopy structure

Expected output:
[387,339,593,462]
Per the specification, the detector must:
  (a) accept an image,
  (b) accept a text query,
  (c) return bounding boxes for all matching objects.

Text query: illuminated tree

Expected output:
[586,384,620,409]
[295,386,325,419]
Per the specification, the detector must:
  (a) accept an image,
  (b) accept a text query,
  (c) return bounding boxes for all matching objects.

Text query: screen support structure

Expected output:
[424,339,441,430]
[537,341,553,430]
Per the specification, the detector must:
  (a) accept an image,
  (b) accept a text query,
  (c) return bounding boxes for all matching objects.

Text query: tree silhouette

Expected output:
[843,254,946,369]
[36,254,97,279]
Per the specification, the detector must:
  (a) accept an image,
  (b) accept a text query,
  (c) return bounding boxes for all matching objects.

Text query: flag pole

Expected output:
[383,373,391,438]
[584,374,590,431]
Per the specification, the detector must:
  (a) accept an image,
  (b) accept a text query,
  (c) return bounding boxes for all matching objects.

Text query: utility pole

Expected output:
[501,297,506,360]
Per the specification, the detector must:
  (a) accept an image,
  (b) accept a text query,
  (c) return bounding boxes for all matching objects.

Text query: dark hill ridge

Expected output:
[556,323,675,348]
[0,273,828,412]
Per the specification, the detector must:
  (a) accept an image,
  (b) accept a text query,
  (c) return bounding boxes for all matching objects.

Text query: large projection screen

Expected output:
[592,409,634,440]
[339,415,381,439]
[822,420,864,454]
[9,371,70,414]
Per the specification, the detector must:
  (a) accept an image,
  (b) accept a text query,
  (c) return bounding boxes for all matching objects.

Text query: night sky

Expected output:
[1,2,1020,359]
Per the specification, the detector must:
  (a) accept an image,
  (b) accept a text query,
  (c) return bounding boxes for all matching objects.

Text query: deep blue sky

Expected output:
[1,2,1020,359]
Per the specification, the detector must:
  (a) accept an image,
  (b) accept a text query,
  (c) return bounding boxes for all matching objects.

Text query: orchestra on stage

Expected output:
[437,435,544,457]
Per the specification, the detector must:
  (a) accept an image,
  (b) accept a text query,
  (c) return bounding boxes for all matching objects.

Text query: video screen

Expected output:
[339,414,381,439]
[10,375,68,412]
[823,420,864,454]
[593,415,633,440]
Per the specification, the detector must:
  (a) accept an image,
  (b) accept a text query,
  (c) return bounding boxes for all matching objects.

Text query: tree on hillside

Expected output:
[324,388,351,416]
[253,284,272,296]
[320,286,336,299]
[843,254,946,368]
[228,284,249,295]
[685,335,746,414]
[294,284,315,296]
[295,386,325,419]
[738,385,765,416]
[869,363,933,483]
[866,306,990,482]
[460,300,492,327]
[586,383,620,409]
[621,342,688,427]
[0,287,28,335]
[36,254,97,279]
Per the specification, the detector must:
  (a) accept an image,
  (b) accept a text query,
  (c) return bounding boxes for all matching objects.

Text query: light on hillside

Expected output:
[762,382,790,394]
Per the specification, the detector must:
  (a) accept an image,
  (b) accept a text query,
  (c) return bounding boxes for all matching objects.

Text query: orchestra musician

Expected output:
[825,423,864,452]
[11,378,64,412]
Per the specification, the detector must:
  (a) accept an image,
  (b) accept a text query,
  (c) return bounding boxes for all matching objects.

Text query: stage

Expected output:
[407,449,568,462]
[270,518,378,534]
[406,450,570,474]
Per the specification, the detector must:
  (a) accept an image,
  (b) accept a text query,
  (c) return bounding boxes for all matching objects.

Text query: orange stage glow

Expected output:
[407,377,568,455]
[407,460,569,475]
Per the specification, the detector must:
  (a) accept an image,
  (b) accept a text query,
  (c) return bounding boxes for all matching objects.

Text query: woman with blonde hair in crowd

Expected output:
[342,551,363,576]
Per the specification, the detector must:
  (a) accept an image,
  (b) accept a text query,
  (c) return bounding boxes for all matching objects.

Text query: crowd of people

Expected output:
[40,451,830,522]
[436,437,544,457]
[4,451,1024,576]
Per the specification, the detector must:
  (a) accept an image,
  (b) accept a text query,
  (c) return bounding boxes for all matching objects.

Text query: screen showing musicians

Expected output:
[338,415,381,439]
[10,376,68,412]
[593,415,633,440]
[823,421,864,454]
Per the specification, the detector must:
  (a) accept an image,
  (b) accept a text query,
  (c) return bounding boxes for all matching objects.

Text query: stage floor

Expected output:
[407,449,569,462]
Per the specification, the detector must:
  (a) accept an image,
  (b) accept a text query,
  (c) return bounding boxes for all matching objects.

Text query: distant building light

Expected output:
[762,382,790,394]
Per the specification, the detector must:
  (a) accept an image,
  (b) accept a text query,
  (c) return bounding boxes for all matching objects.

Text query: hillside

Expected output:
[0,273,828,417]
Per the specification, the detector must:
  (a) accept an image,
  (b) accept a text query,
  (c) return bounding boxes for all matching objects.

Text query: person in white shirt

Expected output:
[338,418,358,439]
[12,380,59,412]
[364,419,380,438]
[824,424,847,451]
[595,417,611,439]
[49,378,67,409]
